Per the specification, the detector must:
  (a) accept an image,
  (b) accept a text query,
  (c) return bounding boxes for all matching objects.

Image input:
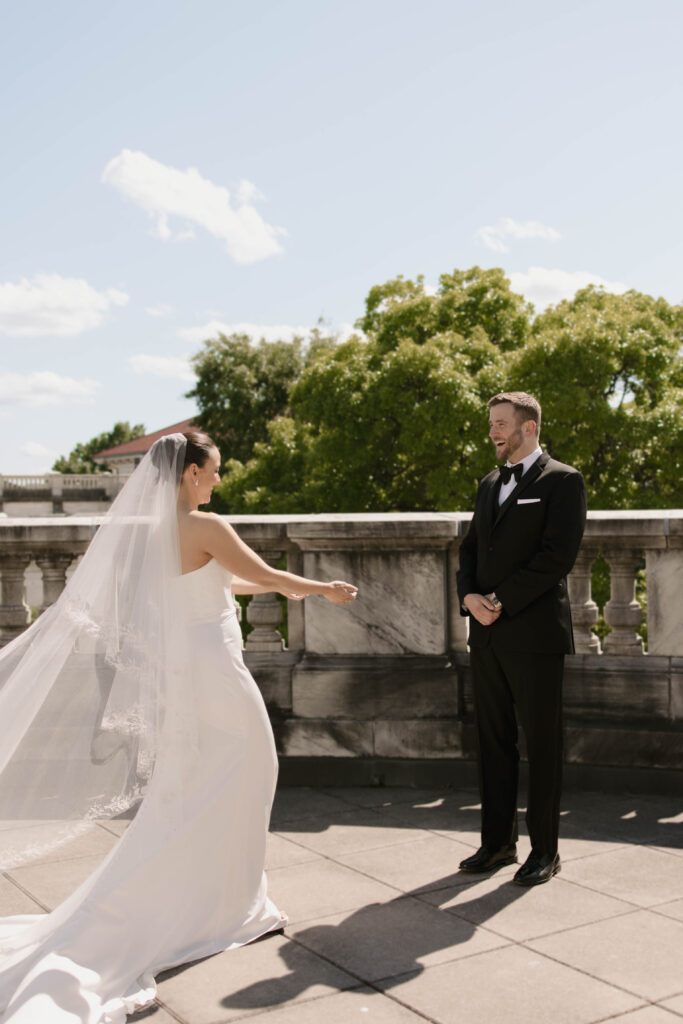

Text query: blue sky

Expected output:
[1,0,682,473]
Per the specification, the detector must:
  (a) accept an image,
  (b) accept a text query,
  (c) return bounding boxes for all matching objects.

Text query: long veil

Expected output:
[0,433,190,869]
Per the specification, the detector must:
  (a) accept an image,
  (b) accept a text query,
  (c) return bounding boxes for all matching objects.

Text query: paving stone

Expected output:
[604,1007,683,1023]
[376,944,640,1024]
[270,788,354,826]
[35,824,119,863]
[6,854,104,911]
[659,993,683,1016]
[371,799,483,846]
[649,843,683,858]
[420,873,634,941]
[557,824,632,861]
[290,894,506,981]
[267,858,402,925]
[274,807,424,858]
[232,984,426,1022]
[98,818,131,837]
[652,898,683,923]
[527,909,683,1001]
[321,786,469,810]
[331,833,478,894]
[129,1004,184,1023]
[265,833,321,870]
[558,794,683,849]
[560,845,683,907]
[0,873,45,915]
[156,932,357,1024]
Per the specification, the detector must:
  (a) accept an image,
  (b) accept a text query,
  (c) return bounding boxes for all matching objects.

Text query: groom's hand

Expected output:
[463,593,502,626]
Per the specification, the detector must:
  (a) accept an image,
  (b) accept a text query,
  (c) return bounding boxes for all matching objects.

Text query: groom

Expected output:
[456,391,586,885]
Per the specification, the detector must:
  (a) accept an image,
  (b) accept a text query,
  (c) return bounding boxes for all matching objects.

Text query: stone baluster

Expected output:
[568,547,601,654]
[285,542,305,653]
[0,553,32,643]
[245,550,285,652]
[48,473,64,514]
[602,547,644,655]
[35,552,75,614]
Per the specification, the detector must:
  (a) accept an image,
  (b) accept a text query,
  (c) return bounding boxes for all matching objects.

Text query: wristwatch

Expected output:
[489,593,502,609]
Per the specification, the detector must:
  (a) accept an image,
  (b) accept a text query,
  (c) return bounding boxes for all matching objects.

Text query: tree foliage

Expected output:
[185,329,337,465]
[52,421,146,474]
[509,287,683,508]
[188,268,683,514]
[219,269,527,512]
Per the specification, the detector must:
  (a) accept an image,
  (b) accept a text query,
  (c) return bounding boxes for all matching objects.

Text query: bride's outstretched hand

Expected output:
[324,581,358,604]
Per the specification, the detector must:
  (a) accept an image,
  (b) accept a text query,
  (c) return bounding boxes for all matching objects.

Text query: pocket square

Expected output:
[518,498,541,504]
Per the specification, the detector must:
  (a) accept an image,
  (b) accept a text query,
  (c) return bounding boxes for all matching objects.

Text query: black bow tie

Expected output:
[499,463,524,485]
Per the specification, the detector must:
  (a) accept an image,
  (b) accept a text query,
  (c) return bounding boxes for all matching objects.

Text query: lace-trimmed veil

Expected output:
[0,433,191,868]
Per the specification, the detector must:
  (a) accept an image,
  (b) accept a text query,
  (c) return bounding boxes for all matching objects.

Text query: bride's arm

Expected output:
[231,577,305,599]
[198,514,357,604]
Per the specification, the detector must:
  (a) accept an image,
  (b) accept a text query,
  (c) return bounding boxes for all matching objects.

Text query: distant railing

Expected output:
[0,473,129,513]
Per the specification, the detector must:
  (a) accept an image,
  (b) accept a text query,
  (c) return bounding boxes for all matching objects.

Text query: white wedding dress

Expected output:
[0,557,284,1022]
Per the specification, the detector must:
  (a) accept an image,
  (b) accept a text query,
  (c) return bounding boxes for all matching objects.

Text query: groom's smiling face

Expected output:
[489,403,526,463]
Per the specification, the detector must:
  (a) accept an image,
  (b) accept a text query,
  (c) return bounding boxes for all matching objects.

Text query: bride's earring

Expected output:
[194,479,199,487]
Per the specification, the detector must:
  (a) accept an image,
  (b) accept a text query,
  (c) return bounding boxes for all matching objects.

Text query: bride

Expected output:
[0,430,357,1023]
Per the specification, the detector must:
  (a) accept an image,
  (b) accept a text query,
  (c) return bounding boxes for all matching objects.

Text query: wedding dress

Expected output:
[0,436,284,1022]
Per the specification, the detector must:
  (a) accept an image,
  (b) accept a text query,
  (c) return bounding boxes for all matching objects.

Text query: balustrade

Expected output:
[602,548,645,655]
[1,510,682,777]
[567,547,602,654]
[0,553,32,640]
[245,549,286,652]
[35,553,76,615]
[0,473,127,514]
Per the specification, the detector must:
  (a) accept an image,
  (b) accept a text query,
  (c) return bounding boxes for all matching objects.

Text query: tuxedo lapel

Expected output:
[486,474,501,528]
[493,452,549,528]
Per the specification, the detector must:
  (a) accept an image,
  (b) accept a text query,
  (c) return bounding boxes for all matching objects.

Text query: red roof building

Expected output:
[93,419,195,473]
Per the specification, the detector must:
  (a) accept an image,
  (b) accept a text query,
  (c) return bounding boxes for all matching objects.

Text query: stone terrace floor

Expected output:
[2,785,683,1024]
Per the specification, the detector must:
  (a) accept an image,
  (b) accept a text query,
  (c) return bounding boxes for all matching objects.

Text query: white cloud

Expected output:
[177,320,356,346]
[128,354,195,383]
[0,371,101,407]
[20,440,54,459]
[475,217,561,254]
[509,267,629,309]
[145,304,174,318]
[102,149,285,264]
[0,274,128,337]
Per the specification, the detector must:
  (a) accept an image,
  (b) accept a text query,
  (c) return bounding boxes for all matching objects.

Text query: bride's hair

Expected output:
[182,429,216,471]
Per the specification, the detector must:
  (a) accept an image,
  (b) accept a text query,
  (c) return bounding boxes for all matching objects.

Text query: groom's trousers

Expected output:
[469,646,564,858]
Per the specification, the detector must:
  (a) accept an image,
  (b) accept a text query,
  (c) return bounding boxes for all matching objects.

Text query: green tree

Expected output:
[357,266,532,355]
[186,329,337,466]
[214,272,683,515]
[219,268,531,512]
[52,421,146,474]
[507,286,683,508]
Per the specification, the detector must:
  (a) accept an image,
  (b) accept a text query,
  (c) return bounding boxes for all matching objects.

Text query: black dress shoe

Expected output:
[513,851,561,886]
[459,844,517,873]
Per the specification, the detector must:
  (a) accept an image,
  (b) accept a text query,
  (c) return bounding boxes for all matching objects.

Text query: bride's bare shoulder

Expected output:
[182,510,231,539]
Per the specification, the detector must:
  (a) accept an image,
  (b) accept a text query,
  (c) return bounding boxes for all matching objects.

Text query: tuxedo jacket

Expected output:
[456,452,587,653]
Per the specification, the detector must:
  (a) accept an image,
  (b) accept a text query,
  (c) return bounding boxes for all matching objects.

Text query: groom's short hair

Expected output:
[488,391,541,435]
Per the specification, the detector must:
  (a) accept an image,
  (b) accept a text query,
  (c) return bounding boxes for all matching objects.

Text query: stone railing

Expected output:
[1,511,682,787]
[0,473,128,515]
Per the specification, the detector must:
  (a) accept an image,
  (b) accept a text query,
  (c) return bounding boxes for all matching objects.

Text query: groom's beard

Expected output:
[494,427,524,463]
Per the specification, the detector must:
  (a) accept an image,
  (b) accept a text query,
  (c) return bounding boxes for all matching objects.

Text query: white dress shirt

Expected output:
[498,446,542,505]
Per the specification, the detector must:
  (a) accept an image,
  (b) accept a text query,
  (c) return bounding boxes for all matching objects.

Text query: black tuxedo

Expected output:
[456,452,586,857]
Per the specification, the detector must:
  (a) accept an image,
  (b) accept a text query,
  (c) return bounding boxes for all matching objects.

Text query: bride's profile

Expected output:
[0,429,357,1023]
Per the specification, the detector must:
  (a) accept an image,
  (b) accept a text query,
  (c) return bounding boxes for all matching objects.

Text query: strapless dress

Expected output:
[0,558,283,1023]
